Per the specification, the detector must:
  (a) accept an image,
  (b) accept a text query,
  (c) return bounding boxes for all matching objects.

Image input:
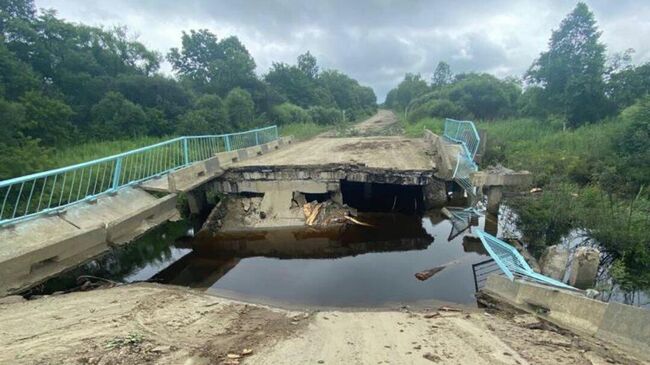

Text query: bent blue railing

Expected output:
[444,119,480,195]
[443,118,480,160]
[0,125,278,227]
[476,230,575,290]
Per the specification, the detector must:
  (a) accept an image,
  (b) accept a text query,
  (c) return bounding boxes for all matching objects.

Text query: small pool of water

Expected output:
[37,211,496,307]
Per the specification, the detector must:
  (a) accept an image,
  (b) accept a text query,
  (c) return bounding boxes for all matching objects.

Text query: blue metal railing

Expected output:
[452,151,479,194]
[444,119,480,195]
[476,230,576,290]
[443,118,480,160]
[0,125,278,227]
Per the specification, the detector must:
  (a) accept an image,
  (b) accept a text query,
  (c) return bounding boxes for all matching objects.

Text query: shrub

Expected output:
[269,102,311,125]
[308,106,342,125]
[409,99,467,121]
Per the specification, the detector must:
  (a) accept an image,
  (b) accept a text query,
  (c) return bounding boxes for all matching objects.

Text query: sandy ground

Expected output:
[0,283,643,365]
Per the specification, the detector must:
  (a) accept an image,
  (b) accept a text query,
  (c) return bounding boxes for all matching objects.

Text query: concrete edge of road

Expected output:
[424,129,454,178]
[483,275,650,360]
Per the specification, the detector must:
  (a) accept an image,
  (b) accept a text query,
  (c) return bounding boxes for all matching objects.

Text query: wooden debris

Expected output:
[415,267,446,281]
[241,348,253,356]
[343,215,374,227]
[438,306,462,312]
[414,259,461,281]
[422,312,440,319]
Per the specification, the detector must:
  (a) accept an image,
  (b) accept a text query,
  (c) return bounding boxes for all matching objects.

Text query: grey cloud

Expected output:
[36,0,650,100]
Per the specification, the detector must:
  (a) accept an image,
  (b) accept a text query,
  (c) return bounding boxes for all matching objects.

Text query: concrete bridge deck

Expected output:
[233,136,437,171]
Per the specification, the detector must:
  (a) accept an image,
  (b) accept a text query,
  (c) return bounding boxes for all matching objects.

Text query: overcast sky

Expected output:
[35,0,650,101]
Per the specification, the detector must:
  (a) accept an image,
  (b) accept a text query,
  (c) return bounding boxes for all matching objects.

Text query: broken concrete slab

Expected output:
[539,245,569,281]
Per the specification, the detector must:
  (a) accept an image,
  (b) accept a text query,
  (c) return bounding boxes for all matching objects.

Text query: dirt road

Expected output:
[0,283,641,365]
[353,109,400,135]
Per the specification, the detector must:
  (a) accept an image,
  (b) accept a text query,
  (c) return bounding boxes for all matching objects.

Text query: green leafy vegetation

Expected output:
[0,0,376,179]
[392,3,650,298]
[279,122,330,141]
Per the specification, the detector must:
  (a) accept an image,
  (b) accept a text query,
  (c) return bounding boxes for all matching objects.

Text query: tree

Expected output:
[0,0,35,34]
[606,62,650,112]
[264,62,319,107]
[167,30,256,95]
[432,61,453,88]
[90,92,148,139]
[525,2,606,126]
[224,87,255,130]
[446,73,521,120]
[0,97,50,179]
[385,73,429,110]
[113,74,192,120]
[0,36,38,100]
[20,91,75,146]
[319,70,376,112]
[297,51,318,79]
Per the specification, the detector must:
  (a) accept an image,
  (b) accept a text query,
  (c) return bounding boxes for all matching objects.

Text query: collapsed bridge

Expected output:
[0,117,511,296]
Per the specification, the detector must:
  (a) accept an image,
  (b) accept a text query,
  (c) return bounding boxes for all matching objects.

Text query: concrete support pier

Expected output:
[471,168,533,214]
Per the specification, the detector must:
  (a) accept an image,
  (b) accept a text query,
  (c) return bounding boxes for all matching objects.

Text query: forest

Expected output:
[389,3,650,301]
[0,0,377,180]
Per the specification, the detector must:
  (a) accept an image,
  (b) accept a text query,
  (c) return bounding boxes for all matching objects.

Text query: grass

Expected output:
[41,111,377,173]
[37,121,329,174]
[402,117,445,137]
[403,115,626,187]
[279,122,331,141]
[47,136,174,170]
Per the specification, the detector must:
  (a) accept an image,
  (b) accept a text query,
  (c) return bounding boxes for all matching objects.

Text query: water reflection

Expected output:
[34,220,194,294]
[37,211,492,307]
[154,213,490,307]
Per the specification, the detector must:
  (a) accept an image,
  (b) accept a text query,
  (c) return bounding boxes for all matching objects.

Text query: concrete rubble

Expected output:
[568,246,600,289]
[539,245,569,281]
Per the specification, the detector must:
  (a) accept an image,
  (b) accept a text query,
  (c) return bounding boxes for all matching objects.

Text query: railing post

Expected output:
[183,138,189,166]
[255,130,259,145]
[111,157,123,191]
[225,134,231,151]
[274,126,279,141]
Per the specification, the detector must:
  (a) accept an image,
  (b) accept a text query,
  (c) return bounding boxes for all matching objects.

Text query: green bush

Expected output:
[269,102,311,125]
[279,122,328,140]
[308,106,342,125]
[409,99,467,121]
[615,96,650,193]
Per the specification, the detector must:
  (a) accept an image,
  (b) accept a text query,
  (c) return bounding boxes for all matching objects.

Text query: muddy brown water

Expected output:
[35,211,497,307]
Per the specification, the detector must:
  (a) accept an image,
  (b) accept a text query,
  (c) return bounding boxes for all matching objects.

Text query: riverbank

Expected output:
[0,283,642,365]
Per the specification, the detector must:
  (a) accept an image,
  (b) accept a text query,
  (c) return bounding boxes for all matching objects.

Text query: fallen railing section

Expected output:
[0,125,278,227]
[476,230,575,290]
[472,258,503,292]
